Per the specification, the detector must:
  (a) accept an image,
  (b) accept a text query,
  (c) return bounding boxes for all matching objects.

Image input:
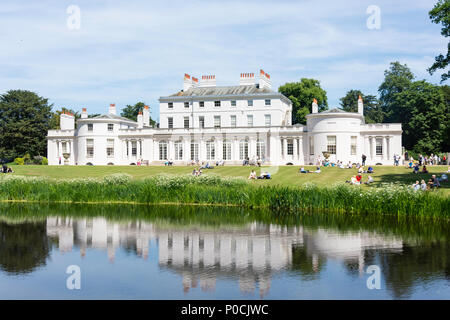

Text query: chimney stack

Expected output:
[183,73,193,91]
[192,77,199,88]
[81,108,88,119]
[312,98,318,114]
[143,105,150,126]
[109,103,116,115]
[258,69,271,89]
[137,111,143,129]
[199,75,216,87]
[60,109,75,130]
[358,95,364,115]
[239,73,255,86]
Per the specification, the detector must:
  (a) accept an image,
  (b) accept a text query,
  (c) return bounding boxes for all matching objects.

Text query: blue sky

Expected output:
[0,0,447,122]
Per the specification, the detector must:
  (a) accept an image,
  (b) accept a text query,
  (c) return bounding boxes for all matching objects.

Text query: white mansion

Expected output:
[47,70,402,166]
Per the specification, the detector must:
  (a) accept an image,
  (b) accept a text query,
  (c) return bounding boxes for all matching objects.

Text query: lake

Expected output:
[0,203,449,299]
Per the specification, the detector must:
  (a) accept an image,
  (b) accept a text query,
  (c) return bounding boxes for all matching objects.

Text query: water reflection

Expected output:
[44,216,415,298]
[0,204,449,299]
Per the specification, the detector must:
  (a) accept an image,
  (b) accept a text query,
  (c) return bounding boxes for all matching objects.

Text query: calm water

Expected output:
[0,203,449,299]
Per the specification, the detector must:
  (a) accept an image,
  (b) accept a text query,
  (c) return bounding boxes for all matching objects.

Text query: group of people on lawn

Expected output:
[411,174,444,191]
[248,170,271,180]
[1,164,13,173]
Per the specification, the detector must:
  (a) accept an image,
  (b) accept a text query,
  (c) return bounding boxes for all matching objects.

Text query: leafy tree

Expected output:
[440,85,450,151]
[339,89,385,123]
[378,62,415,123]
[394,80,446,154]
[49,108,80,130]
[278,78,328,125]
[0,90,53,160]
[428,0,450,83]
[121,102,156,125]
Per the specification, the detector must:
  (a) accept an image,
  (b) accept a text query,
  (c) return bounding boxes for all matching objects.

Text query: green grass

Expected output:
[0,173,448,218]
[6,164,450,196]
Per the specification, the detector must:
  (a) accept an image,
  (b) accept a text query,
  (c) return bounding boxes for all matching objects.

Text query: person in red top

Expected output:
[356,174,362,183]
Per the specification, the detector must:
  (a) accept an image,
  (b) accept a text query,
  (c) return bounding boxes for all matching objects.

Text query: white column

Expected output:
[371,137,376,160]
[364,136,369,157]
[58,141,62,157]
[386,136,390,160]
[298,137,303,165]
[127,140,131,159]
[184,139,190,162]
[283,138,287,160]
[382,136,387,161]
[293,138,298,161]
[217,139,223,161]
[234,138,239,162]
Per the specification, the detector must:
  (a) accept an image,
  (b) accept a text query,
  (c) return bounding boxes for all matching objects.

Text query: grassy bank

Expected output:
[7,164,450,195]
[0,174,448,218]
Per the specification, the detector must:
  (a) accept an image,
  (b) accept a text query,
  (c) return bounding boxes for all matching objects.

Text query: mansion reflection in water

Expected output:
[46,217,404,297]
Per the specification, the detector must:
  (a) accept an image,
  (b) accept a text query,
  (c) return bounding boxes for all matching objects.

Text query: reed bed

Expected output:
[0,173,448,218]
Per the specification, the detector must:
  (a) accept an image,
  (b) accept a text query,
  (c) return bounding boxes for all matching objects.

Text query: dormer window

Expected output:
[87,123,93,132]
[108,123,114,132]
[184,102,189,108]
[168,102,173,109]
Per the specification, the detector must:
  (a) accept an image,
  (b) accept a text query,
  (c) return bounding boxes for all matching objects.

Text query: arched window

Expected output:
[206,140,215,160]
[256,140,266,160]
[239,139,249,160]
[190,141,199,161]
[159,141,168,160]
[222,139,232,160]
[174,141,183,160]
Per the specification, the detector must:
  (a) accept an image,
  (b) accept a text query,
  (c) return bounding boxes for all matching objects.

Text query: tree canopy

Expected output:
[428,0,450,83]
[0,90,53,161]
[121,102,156,125]
[278,78,328,125]
[339,89,385,123]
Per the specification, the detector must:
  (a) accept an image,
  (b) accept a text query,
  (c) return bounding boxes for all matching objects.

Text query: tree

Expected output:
[278,78,328,125]
[121,102,156,125]
[49,108,80,130]
[440,85,450,151]
[339,89,385,123]
[428,0,450,83]
[0,90,53,160]
[394,80,446,154]
[378,62,415,123]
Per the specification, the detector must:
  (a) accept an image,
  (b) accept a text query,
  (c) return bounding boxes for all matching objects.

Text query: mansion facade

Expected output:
[47,70,402,166]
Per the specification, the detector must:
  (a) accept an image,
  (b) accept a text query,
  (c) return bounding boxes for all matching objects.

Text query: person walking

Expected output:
[362,154,366,166]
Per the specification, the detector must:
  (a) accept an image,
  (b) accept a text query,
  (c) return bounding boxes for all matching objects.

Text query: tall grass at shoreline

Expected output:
[0,174,448,218]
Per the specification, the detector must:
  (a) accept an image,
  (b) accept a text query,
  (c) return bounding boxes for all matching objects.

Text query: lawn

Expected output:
[7,164,450,196]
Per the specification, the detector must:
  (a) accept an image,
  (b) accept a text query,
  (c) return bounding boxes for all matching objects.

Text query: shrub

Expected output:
[42,157,48,165]
[14,158,24,165]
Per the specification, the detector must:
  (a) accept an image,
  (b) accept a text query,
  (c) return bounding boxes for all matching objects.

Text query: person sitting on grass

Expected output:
[408,160,414,168]
[258,171,271,179]
[355,173,362,184]
[364,175,374,184]
[358,166,364,174]
[299,167,308,173]
[2,164,7,173]
[367,166,374,174]
[248,170,257,180]
[412,180,420,191]
[447,167,450,173]
[439,173,448,182]
[427,178,434,190]
[347,161,353,169]
[420,179,427,191]
[432,175,441,188]
[422,165,428,174]
[314,166,321,173]
[413,163,420,174]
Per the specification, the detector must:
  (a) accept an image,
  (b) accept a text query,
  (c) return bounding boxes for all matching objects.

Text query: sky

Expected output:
[0,0,447,122]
